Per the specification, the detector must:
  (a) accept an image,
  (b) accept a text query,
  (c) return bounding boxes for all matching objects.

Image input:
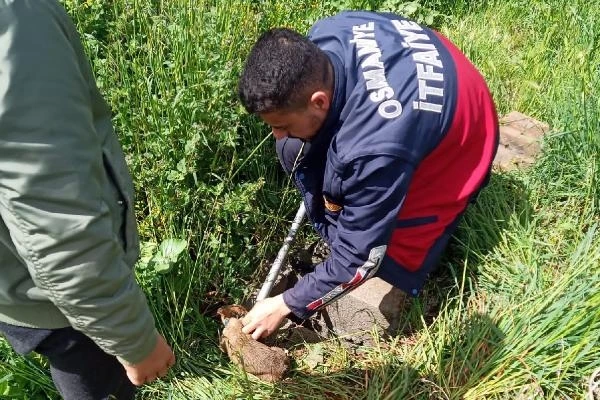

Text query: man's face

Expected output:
[259,107,326,141]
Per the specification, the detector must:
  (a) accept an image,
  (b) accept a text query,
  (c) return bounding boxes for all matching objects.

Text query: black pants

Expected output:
[0,321,136,400]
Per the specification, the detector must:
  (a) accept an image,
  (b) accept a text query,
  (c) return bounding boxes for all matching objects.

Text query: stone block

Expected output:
[494,111,550,170]
[320,277,407,343]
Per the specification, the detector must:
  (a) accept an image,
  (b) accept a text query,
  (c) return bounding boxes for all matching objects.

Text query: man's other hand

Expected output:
[122,334,175,386]
[242,294,291,340]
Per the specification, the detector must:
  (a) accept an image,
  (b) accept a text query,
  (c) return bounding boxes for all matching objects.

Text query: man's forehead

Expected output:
[260,110,297,125]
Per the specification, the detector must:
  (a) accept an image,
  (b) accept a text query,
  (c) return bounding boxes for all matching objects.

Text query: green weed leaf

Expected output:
[403,1,419,15]
[150,238,187,274]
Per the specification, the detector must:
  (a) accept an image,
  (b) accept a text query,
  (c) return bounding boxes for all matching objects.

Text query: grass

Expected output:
[1,0,599,399]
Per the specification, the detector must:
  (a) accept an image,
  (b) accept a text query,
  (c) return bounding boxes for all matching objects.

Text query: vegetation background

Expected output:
[1,0,598,399]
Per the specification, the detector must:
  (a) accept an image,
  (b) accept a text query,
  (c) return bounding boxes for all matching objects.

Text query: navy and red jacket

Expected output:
[279,11,499,319]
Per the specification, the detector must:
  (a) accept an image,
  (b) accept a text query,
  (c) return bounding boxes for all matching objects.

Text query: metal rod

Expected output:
[256,201,306,302]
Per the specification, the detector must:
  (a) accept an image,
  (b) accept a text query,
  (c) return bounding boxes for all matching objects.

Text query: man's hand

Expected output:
[121,334,175,386]
[242,294,292,340]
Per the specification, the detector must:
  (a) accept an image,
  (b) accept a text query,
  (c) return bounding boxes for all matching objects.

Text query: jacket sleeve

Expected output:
[283,155,414,319]
[0,2,157,364]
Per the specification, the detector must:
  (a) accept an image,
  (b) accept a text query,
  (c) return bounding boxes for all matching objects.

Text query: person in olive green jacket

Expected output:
[0,1,175,399]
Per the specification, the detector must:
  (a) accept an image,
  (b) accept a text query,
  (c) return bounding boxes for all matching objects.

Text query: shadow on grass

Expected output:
[452,170,534,265]
[155,295,505,399]
[276,362,421,400]
[408,170,533,327]
[432,312,506,398]
[270,312,505,400]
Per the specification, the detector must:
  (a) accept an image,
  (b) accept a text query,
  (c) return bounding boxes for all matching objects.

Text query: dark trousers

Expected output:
[0,321,136,400]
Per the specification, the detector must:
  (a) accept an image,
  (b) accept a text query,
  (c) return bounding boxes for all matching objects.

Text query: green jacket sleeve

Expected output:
[0,1,157,364]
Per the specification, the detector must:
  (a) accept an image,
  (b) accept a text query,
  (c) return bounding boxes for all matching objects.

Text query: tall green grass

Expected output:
[0,0,598,399]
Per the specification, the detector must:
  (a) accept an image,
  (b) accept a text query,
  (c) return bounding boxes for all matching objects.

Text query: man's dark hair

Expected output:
[238,28,330,114]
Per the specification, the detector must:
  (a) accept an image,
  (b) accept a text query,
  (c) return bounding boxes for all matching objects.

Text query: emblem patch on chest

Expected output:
[323,196,342,213]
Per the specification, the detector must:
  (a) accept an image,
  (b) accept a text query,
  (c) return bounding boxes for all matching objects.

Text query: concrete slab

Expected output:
[494,111,550,170]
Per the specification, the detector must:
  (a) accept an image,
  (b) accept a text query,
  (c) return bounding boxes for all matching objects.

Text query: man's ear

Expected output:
[309,90,331,112]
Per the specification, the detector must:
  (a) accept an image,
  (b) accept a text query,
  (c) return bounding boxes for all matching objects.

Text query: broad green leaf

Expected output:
[150,238,187,274]
[158,238,187,261]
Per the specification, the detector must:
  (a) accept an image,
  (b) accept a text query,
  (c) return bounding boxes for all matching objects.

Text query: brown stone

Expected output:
[494,111,550,170]
[321,277,408,343]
